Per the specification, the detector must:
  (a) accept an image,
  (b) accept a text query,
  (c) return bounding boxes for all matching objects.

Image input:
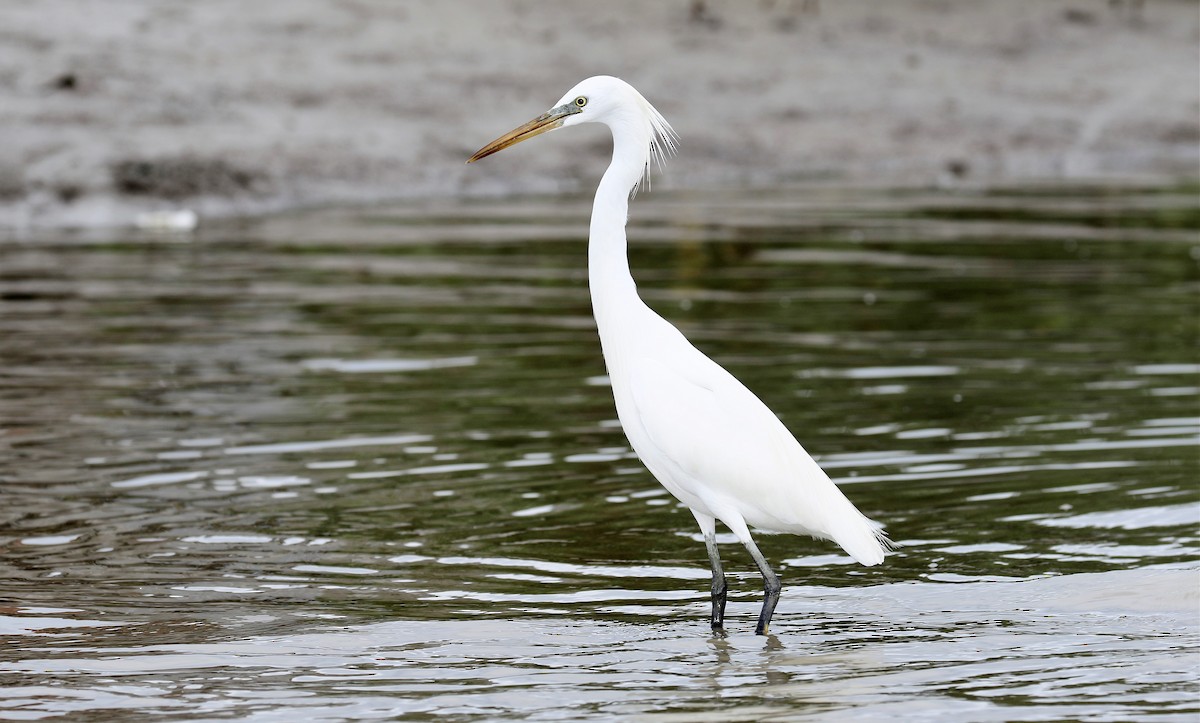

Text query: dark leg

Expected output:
[703,531,727,633]
[742,535,781,636]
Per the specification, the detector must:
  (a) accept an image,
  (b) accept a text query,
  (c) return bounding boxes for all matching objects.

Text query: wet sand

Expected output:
[1,0,1197,228]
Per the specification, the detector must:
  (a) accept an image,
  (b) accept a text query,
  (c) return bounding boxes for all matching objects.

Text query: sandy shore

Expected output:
[1,0,1197,229]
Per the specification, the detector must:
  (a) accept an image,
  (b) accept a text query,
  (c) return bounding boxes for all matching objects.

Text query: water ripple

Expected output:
[2,185,1196,720]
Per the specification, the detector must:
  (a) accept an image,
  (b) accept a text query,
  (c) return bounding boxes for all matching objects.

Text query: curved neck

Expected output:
[588,121,650,331]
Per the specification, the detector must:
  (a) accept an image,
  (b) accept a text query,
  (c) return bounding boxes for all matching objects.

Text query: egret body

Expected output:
[469,76,888,635]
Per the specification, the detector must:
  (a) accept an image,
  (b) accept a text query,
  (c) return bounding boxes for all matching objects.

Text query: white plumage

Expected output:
[470,76,888,635]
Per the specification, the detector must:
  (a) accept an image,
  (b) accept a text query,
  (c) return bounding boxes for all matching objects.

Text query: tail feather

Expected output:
[827,505,892,567]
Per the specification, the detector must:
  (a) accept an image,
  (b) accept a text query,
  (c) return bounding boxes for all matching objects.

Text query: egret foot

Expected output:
[743,536,781,636]
[754,574,781,635]
[709,588,727,632]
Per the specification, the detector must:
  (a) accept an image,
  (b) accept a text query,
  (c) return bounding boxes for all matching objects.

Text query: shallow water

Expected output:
[1,183,1198,721]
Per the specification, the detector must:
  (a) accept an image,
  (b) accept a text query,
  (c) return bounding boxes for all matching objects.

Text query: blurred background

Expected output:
[1,0,1197,228]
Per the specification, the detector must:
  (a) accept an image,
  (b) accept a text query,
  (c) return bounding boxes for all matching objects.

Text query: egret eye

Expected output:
[574,96,588,108]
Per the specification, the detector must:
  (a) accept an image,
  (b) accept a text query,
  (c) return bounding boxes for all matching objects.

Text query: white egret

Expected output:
[468,76,889,635]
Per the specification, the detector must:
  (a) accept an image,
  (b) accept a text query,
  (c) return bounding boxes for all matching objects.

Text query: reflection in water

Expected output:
[1,569,1193,718]
[0,184,1196,719]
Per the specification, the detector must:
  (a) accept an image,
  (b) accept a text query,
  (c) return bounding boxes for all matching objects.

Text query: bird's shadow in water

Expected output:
[705,631,785,665]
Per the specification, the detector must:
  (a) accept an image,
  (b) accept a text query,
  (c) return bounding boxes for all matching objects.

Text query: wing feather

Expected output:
[625,348,886,565]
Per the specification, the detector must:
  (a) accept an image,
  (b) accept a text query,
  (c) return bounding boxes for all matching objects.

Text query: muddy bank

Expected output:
[1,0,1197,229]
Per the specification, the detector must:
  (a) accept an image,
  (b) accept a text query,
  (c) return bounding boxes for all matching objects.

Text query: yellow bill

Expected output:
[467,103,579,163]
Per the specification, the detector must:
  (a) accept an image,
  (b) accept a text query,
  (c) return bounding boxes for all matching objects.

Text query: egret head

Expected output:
[467,76,676,189]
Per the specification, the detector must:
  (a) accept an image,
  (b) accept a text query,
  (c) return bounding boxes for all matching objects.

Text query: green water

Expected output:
[1,183,1197,720]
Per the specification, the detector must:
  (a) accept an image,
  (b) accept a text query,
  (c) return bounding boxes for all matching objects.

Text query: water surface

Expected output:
[1,183,1197,720]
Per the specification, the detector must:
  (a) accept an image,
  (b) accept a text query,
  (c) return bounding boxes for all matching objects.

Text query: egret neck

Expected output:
[588,114,655,375]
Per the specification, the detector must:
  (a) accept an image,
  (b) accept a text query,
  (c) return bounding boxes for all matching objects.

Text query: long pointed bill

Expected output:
[467,103,579,163]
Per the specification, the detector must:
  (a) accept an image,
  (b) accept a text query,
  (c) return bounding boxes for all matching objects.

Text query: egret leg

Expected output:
[692,512,726,633]
[741,535,781,636]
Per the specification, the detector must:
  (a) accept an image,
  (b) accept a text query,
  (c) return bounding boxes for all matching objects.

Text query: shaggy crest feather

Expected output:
[633,92,678,196]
